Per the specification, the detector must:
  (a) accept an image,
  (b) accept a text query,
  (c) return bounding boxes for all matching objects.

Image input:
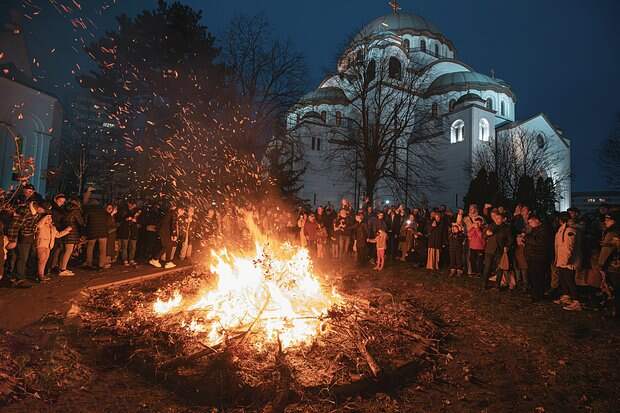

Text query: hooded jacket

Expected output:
[554,223,581,270]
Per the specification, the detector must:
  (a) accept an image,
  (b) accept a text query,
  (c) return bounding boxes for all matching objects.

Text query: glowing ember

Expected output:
[153,290,182,314]
[153,234,341,349]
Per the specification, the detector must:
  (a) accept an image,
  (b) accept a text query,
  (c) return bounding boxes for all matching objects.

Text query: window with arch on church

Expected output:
[335,111,342,127]
[431,102,438,118]
[486,98,493,110]
[500,101,506,116]
[449,99,456,112]
[320,111,327,122]
[311,137,316,150]
[403,38,410,52]
[388,57,402,80]
[420,39,426,52]
[434,43,439,57]
[479,118,490,142]
[450,119,465,143]
[317,138,322,151]
[367,59,376,81]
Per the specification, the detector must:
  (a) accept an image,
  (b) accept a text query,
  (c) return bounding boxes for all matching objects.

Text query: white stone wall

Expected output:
[0,77,62,194]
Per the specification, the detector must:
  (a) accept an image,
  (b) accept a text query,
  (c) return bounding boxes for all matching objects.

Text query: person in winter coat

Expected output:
[425,211,445,271]
[353,213,368,267]
[524,214,551,301]
[448,223,466,276]
[7,200,41,283]
[117,200,141,265]
[599,212,620,318]
[482,209,513,290]
[398,215,416,262]
[49,193,67,272]
[105,204,119,265]
[35,211,71,281]
[59,199,84,276]
[303,213,319,256]
[467,216,486,275]
[151,206,184,269]
[178,206,195,261]
[553,212,582,311]
[333,209,349,259]
[83,199,110,270]
[463,204,481,275]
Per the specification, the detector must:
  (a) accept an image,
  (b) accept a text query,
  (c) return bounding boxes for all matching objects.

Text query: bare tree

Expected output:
[263,124,308,203]
[600,113,620,189]
[470,126,570,204]
[222,13,308,154]
[326,34,443,204]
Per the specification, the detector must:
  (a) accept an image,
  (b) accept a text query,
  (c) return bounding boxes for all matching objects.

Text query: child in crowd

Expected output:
[467,216,486,275]
[448,223,466,276]
[368,228,388,271]
[35,211,72,281]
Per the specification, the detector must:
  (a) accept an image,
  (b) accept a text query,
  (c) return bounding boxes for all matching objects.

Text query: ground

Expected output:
[0,262,618,413]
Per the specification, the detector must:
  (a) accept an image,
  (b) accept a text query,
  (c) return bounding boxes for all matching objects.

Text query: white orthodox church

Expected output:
[286,8,571,210]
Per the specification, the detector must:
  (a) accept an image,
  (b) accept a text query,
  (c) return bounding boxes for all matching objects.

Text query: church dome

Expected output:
[299,87,350,106]
[455,92,485,106]
[426,71,515,99]
[357,12,442,39]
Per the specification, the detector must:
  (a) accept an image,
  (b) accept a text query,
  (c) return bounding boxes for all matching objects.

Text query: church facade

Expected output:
[286,10,571,210]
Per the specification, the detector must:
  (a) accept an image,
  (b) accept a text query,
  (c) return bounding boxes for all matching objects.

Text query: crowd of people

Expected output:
[292,198,620,317]
[1,184,619,319]
[0,184,216,287]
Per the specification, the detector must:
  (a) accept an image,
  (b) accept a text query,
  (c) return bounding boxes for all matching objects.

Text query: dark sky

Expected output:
[3,0,619,191]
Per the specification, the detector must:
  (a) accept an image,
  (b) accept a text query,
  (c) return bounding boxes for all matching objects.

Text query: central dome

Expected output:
[356,12,443,40]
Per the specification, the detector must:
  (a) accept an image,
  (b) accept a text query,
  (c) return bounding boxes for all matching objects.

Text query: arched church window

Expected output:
[500,101,506,116]
[367,59,376,81]
[434,43,439,57]
[536,134,545,148]
[486,98,493,110]
[431,102,438,118]
[449,99,456,112]
[450,119,465,143]
[388,57,402,80]
[335,111,342,127]
[479,118,490,142]
[403,38,410,52]
[420,39,426,52]
[321,111,327,122]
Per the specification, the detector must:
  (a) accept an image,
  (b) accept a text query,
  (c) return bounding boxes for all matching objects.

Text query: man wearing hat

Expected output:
[16,183,42,207]
[599,211,620,318]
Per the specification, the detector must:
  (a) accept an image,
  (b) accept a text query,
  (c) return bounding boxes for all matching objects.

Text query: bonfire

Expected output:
[153,240,342,349]
[77,212,439,408]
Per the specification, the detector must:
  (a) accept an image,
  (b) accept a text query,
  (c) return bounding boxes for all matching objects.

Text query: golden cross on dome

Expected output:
[389,0,401,15]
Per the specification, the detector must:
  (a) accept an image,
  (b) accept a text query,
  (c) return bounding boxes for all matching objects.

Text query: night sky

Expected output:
[2,0,619,192]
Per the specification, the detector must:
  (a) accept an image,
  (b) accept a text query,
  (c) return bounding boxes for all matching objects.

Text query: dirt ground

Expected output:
[1,262,619,413]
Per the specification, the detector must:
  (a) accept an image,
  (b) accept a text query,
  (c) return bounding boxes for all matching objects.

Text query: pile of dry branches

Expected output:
[77,270,440,410]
